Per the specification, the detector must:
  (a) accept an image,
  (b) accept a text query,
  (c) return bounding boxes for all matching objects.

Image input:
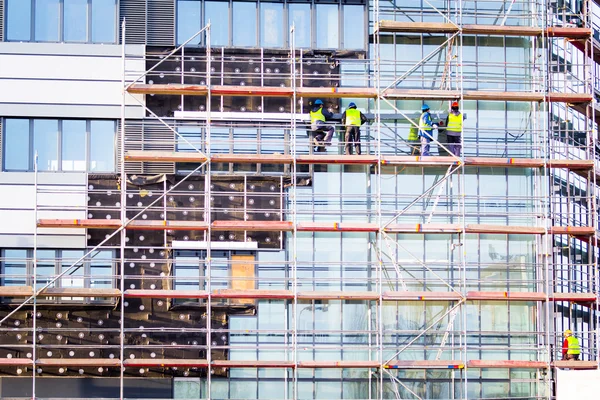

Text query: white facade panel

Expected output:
[0,43,145,119]
[556,369,600,400]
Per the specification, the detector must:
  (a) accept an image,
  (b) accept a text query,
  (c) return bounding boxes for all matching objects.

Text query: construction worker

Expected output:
[309,99,335,152]
[562,330,581,360]
[341,102,367,155]
[419,104,437,156]
[408,115,420,155]
[445,101,463,156]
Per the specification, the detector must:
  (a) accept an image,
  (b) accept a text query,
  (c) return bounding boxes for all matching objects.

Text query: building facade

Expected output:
[0,0,599,399]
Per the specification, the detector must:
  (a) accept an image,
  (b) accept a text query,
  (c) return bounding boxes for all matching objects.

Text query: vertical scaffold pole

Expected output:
[32,151,38,400]
[205,21,213,399]
[119,18,127,400]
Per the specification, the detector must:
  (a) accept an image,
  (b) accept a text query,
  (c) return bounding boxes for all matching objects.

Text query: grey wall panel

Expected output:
[121,0,148,44]
[0,172,86,248]
[148,0,175,46]
[0,0,4,42]
[0,43,145,119]
[0,117,2,173]
[0,234,86,249]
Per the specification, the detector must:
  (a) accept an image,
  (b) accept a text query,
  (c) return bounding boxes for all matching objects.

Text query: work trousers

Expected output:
[564,353,580,361]
[345,126,361,155]
[447,133,461,156]
[420,132,433,156]
[313,121,335,145]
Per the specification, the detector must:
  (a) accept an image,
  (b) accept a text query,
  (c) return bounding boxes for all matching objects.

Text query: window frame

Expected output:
[2,118,117,173]
[5,0,118,44]
[175,0,366,50]
[0,248,117,304]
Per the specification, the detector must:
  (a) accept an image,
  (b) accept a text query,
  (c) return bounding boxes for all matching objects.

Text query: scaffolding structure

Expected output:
[0,1,598,399]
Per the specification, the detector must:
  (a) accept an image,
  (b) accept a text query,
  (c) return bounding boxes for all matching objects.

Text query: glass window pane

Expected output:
[316,4,339,49]
[177,0,202,45]
[288,4,310,48]
[6,0,32,41]
[205,2,229,46]
[61,120,87,171]
[343,5,364,49]
[35,0,60,42]
[232,2,256,47]
[260,3,283,48]
[62,250,85,288]
[36,250,56,289]
[33,119,59,171]
[3,250,28,286]
[64,0,88,42]
[90,121,115,172]
[91,0,116,43]
[4,119,30,171]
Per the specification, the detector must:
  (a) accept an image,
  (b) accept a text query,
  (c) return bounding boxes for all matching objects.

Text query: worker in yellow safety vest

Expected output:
[408,115,420,155]
[341,102,367,155]
[418,104,438,156]
[444,101,463,156]
[562,330,581,360]
[309,99,335,152]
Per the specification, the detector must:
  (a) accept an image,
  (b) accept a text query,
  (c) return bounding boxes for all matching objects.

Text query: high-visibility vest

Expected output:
[408,125,419,141]
[447,113,463,133]
[419,112,432,133]
[567,336,581,355]
[345,108,362,126]
[310,108,326,124]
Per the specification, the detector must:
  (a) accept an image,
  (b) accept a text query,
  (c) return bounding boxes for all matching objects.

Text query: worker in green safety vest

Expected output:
[408,116,420,156]
[341,102,367,155]
[444,101,463,156]
[562,329,581,360]
[309,99,335,152]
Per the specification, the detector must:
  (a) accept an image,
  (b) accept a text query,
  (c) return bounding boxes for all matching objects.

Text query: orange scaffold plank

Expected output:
[124,289,209,299]
[0,358,33,366]
[211,289,294,300]
[126,84,591,103]
[382,291,463,301]
[213,360,295,368]
[549,226,595,236]
[39,288,121,297]
[126,151,208,163]
[466,291,547,301]
[36,219,209,231]
[37,358,121,367]
[384,223,462,233]
[123,359,209,368]
[375,20,591,39]
[549,293,598,303]
[296,222,379,232]
[385,360,464,369]
[552,360,598,370]
[298,361,380,369]
[211,221,294,232]
[467,360,548,369]
[0,286,34,297]
[297,291,380,300]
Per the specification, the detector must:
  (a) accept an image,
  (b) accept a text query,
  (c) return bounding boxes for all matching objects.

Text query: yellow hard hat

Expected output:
[564,329,572,336]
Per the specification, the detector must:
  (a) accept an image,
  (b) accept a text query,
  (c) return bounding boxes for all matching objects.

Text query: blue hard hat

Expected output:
[314,99,323,105]
[348,102,357,108]
[422,104,430,111]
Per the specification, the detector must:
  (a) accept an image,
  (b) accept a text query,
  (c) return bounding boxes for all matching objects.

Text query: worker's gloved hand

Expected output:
[432,124,439,129]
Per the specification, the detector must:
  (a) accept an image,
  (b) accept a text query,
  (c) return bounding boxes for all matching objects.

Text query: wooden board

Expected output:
[230,254,256,305]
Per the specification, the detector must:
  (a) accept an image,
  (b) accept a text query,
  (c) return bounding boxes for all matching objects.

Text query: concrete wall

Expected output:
[0,43,145,119]
[0,172,86,248]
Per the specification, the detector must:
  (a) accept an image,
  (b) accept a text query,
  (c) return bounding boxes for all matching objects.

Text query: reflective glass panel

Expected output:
[4,119,30,171]
[61,120,87,171]
[36,250,56,289]
[232,2,256,47]
[33,119,59,171]
[343,5,364,49]
[35,0,60,42]
[205,2,229,46]
[260,3,283,47]
[3,250,27,286]
[64,0,88,42]
[177,0,202,45]
[89,250,113,288]
[288,4,310,48]
[91,0,117,43]
[6,0,32,41]
[61,250,85,289]
[90,121,115,172]
[316,4,338,48]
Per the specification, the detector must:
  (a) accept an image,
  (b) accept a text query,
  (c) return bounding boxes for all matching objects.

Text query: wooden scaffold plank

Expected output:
[298,361,380,369]
[123,359,209,368]
[466,291,547,301]
[296,291,380,300]
[552,360,598,369]
[124,289,209,299]
[212,360,295,368]
[382,291,463,301]
[37,358,121,367]
[385,360,464,369]
[467,360,548,369]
